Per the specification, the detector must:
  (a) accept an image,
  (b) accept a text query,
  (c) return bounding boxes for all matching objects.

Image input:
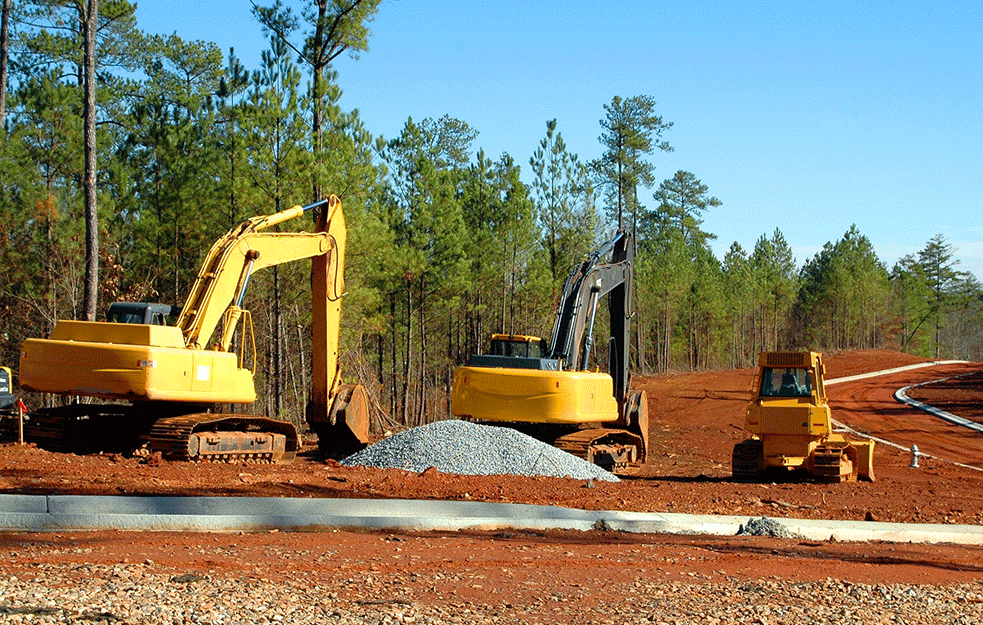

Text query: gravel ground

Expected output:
[0,563,981,624]
[342,420,620,482]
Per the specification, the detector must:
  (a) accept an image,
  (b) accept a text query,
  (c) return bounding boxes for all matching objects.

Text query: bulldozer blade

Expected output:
[852,440,876,482]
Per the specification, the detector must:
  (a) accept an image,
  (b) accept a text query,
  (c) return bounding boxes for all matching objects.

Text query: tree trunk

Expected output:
[401,278,413,424]
[417,275,426,424]
[0,0,11,128]
[309,0,328,202]
[390,293,397,416]
[273,266,282,417]
[81,0,99,321]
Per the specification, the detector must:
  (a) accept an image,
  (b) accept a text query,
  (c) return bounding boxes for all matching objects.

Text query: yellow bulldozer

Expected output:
[18,195,369,462]
[733,351,875,482]
[451,229,649,474]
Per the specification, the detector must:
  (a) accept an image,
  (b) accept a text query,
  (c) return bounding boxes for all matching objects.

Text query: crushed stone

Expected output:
[341,419,620,482]
[737,516,804,539]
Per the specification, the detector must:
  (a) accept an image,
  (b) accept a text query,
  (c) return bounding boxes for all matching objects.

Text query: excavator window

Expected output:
[760,367,812,398]
[489,337,546,359]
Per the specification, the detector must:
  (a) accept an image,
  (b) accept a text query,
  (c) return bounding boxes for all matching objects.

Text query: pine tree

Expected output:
[591,95,672,230]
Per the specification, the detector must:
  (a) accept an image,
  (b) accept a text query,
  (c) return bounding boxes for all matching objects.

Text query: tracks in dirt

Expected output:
[827,361,983,470]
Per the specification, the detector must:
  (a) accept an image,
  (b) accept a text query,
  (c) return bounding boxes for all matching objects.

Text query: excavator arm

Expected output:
[547,229,634,409]
[178,197,340,352]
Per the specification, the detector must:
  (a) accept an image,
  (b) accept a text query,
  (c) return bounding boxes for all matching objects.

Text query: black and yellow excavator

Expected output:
[451,230,649,473]
[19,195,368,462]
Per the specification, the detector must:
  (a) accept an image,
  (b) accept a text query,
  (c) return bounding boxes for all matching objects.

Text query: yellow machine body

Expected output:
[20,321,255,403]
[734,351,875,482]
[452,366,618,425]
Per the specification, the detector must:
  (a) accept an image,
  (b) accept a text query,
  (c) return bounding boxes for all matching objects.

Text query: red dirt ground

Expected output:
[1,349,982,592]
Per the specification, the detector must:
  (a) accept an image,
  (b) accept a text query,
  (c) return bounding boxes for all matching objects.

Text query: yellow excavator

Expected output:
[733,351,875,482]
[18,195,369,462]
[451,230,649,474]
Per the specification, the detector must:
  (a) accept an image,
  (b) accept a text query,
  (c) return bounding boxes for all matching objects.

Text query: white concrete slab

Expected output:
[2,494,982,544]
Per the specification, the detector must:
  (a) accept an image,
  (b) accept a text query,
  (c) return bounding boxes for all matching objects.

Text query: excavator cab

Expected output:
[488,334,548,358]
[0,367,14,411]
[107,302,182,326]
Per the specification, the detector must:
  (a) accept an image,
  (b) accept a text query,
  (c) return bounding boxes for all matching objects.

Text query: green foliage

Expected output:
[592,94,672,230]
[890,234,981,358]
[529,119,597,286]
[750,229,797,351]
[794,225,890,351]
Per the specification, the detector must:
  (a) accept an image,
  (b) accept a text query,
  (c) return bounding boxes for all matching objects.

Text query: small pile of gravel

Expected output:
[736,516,803,539]
[341,420,619,482]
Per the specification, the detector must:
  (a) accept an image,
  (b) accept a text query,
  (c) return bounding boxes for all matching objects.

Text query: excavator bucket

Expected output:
[316,383,370,459]
[626,389,649,463]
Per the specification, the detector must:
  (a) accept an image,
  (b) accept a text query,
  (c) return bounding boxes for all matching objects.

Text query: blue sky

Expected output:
[136,0,983,280]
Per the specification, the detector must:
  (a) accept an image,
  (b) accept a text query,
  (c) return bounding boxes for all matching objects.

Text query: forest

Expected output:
[1,0,980,432]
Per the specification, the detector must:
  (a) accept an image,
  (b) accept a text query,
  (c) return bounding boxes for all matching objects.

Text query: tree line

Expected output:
[1,0,980,432]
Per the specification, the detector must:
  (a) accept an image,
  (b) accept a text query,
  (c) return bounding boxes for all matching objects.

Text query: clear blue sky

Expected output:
[137,0,983,280]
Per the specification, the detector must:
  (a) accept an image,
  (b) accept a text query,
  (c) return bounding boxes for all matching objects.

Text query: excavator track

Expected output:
[553,428,645,475]
[22,405,151,454]
[149,413,299,463]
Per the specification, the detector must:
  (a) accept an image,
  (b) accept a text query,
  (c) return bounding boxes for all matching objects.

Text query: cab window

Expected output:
[760,367,812,398]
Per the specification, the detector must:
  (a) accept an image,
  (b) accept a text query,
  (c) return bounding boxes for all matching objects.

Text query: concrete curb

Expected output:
[1,494,982,544]
[825,360,966,386]
[894,373,983,435]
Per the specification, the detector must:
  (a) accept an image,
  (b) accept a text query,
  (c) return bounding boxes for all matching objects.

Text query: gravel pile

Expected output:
[341,419,620,482]
[736,516,804,539]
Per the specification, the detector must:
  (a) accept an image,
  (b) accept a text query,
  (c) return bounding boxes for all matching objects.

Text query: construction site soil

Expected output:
[1,349,982,623]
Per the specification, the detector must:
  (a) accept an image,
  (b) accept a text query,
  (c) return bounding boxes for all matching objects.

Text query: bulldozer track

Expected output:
[731,439,764,480]
[811,444,856,483]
